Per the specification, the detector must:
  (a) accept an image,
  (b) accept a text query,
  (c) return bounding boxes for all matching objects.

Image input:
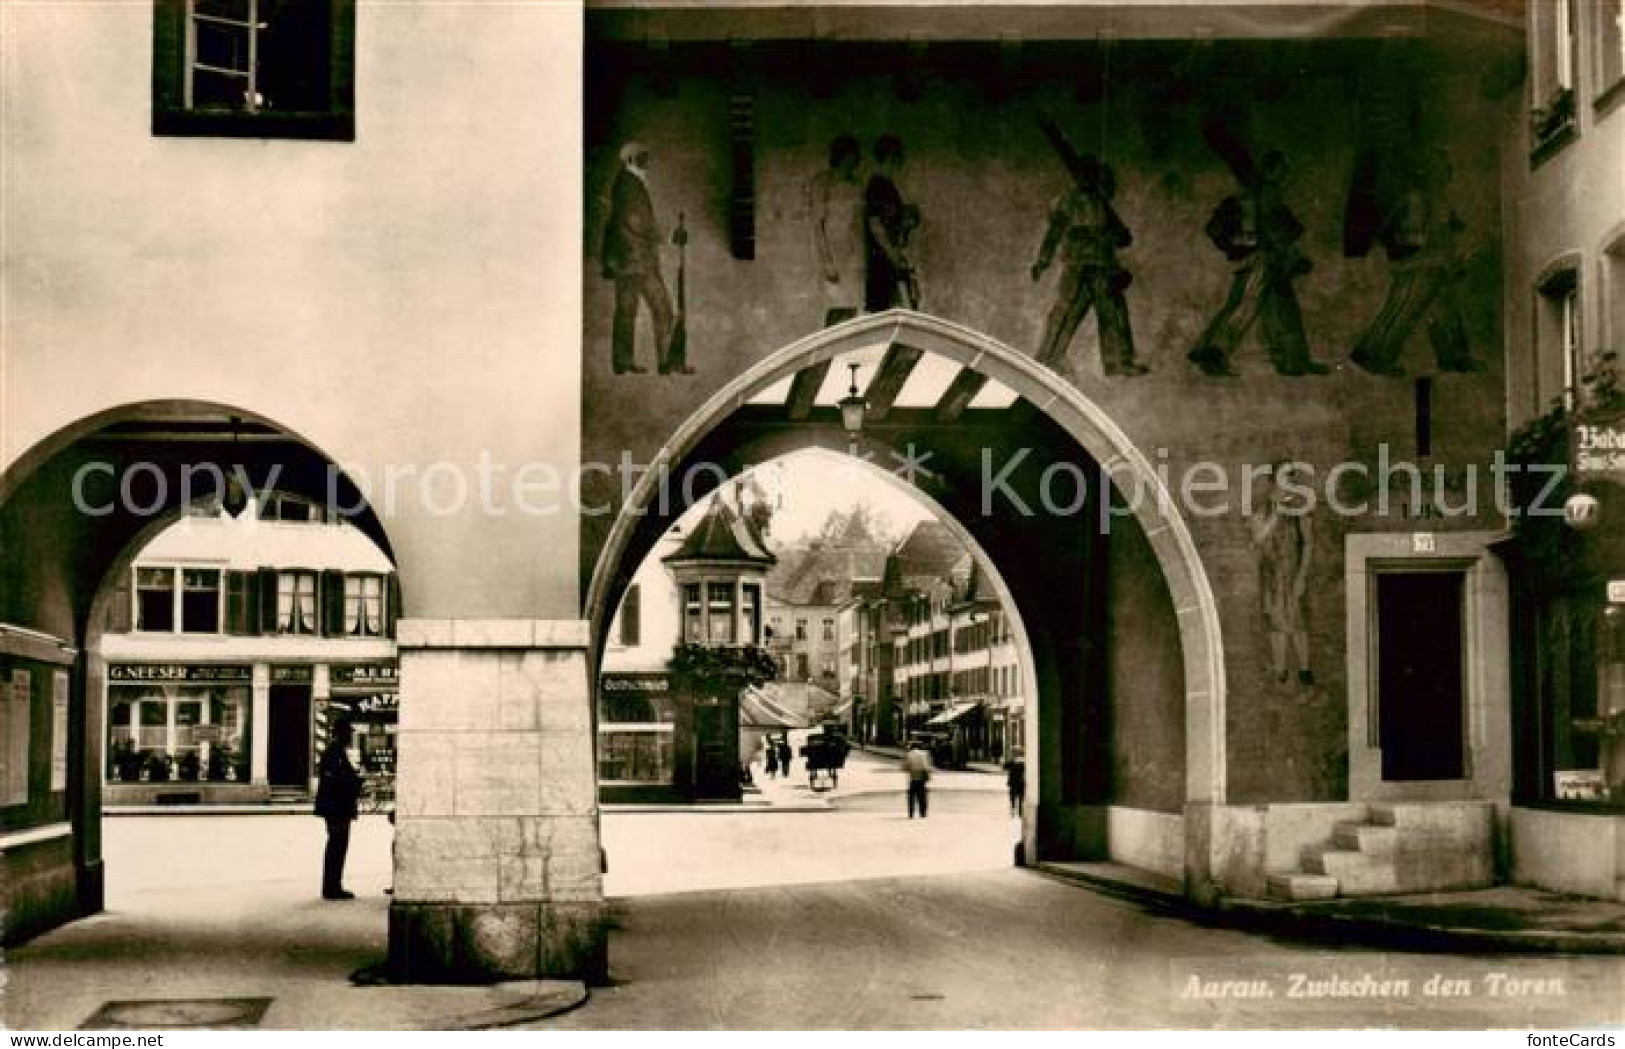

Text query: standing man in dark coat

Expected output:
[602,142,687,375]
[314,717,362,900]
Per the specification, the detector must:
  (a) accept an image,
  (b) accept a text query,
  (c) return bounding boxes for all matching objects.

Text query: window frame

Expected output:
[152,0,357,141]
[1596,0,1625,118]
[275,569,320,635]
[343,572,386,638]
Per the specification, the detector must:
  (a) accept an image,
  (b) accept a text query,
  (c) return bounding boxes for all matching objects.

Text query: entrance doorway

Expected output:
[1377,571,1467,781]
[268,685,312,788]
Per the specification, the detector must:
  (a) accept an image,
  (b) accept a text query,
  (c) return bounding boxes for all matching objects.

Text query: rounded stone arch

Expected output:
[585,309,1228,813]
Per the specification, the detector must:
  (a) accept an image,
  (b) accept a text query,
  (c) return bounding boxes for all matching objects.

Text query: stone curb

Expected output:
[1033,864,1625,956]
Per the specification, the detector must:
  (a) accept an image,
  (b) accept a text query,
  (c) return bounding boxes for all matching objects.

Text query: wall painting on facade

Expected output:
[1252,461,1315,689]
[601,141,694,375]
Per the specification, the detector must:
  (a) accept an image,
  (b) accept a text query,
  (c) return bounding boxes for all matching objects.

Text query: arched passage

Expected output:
[585,310,1228,894]
[0,399,398,944]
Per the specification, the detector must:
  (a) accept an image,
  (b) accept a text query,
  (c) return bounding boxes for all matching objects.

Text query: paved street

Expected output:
[5,751,1623,1030]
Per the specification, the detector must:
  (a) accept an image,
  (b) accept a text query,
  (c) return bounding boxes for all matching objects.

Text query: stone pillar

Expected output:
[389,619,604,982]
[250,663,270,786]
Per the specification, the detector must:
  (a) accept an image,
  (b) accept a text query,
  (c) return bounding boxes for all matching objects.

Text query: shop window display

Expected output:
[108,686,250,783]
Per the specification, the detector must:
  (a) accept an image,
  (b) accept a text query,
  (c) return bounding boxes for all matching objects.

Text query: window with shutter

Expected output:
[321,569,345,636]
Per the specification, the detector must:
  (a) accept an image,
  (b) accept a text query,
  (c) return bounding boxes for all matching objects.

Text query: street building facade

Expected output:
[99,500,399,806]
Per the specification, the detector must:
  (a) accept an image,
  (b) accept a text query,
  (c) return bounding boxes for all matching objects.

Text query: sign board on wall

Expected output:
[51,670,69,792]
[1575,422,1625,478]
[108,664,252,683]
[4,669,32,805]
[330,664,398,689]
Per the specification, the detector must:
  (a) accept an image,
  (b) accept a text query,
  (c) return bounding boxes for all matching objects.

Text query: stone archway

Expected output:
[585,309,1228,895]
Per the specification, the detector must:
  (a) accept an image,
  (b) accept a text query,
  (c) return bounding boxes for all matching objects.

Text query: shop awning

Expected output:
[926,700,984,726]
[739,684,808,730]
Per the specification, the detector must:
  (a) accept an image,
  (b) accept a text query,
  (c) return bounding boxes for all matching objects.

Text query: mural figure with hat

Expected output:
[601,141,693,375]
[1031,116,1143,376]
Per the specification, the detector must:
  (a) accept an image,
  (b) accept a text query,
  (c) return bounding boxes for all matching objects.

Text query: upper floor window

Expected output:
[618,584,642,648]
[344,573,385,637]
[1531,0,1580,154]
[822,618,835,642]
[1599,0,1625,106]
[276,570,319,635]
[795,618,808,641]
[134,566,222,633]
[153,0,356,141]
[1538,268,1583,411]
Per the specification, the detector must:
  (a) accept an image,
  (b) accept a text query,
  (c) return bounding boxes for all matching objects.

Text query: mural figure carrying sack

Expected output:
[1348,148,1480,378]
[1030,130,1144,376]
[1188,129,1329,378]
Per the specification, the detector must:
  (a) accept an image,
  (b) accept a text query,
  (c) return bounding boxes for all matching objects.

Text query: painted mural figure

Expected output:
[601,142,691,375]
[1251,462,1314,688]
[1188,151,1329,378]
[1030,155,1145,376]
[807,134,866,327]
[864,135,921,311]
[1349,149,1480,377]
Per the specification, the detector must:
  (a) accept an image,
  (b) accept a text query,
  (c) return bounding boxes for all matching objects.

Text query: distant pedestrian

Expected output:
[1003,749,1026,817]
[903,742,933,819]
[765,741,779,779]
[777,739,794,779]
[314,718,362,900]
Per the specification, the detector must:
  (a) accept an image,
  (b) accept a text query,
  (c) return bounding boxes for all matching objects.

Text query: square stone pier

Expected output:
[388,619,605,982]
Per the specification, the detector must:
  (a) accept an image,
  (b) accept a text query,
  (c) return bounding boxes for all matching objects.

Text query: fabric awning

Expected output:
[739,684,808,729]
[926,699,984,726]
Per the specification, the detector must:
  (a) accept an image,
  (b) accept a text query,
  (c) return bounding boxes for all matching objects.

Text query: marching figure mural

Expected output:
[807,134,866,328]
[1031,117,1143,376]
[1348,148,1480,377]
[1252,461,1315,688]
[864,134,921,311]
[1188,117,1329,378]
[602,141,693,375]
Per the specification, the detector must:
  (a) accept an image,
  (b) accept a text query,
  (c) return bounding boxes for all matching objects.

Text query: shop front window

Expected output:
[108,685,251,784]
[1528,589,1625,807]
[597,684,675,785]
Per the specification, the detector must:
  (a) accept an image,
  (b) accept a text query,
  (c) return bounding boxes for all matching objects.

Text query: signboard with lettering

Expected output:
[330,664,399,689]
[51,670,69,792]
[5,669,32,805]
[271,665,313,685]
[108,664,252,683]
[1574,421,1625,478]
[599,673,674,724]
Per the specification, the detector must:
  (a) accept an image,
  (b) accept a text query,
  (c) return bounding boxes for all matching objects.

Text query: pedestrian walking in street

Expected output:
[314,718,363,900]
[1003,749,1027,817]
[903,742,933,819]
[778,738,794,780]
[765,740,779,779]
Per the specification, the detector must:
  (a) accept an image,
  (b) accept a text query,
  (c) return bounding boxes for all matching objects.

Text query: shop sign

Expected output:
[1609,580,1625,605]
[601,673,670,694]
[193,724,224,743]
[108,664,251,683]
[1574,421,1625,477]
[353,693,398,715]
[330,664,398,688]
[271,665,313,684]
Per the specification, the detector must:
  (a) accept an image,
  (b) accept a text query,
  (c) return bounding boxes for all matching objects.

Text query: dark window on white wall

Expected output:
[619,584,642,648]
[136,567,176,632]
[153,0,355,140]
[181,569,222,633]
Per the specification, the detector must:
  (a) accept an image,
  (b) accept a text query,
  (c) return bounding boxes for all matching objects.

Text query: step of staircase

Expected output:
[1332,821,1398,855]
[1266,872,1339,901]
[1302,846,1400,894]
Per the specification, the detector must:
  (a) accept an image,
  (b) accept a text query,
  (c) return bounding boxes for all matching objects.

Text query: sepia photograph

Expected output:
[2,0,1625,1035]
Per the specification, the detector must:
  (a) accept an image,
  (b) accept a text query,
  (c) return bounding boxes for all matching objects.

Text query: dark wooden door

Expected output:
[1377,572,1466,781]
[268,685,312,787]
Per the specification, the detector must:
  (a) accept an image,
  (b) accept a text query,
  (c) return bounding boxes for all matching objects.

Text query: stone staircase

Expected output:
[1266,802,1494,902]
